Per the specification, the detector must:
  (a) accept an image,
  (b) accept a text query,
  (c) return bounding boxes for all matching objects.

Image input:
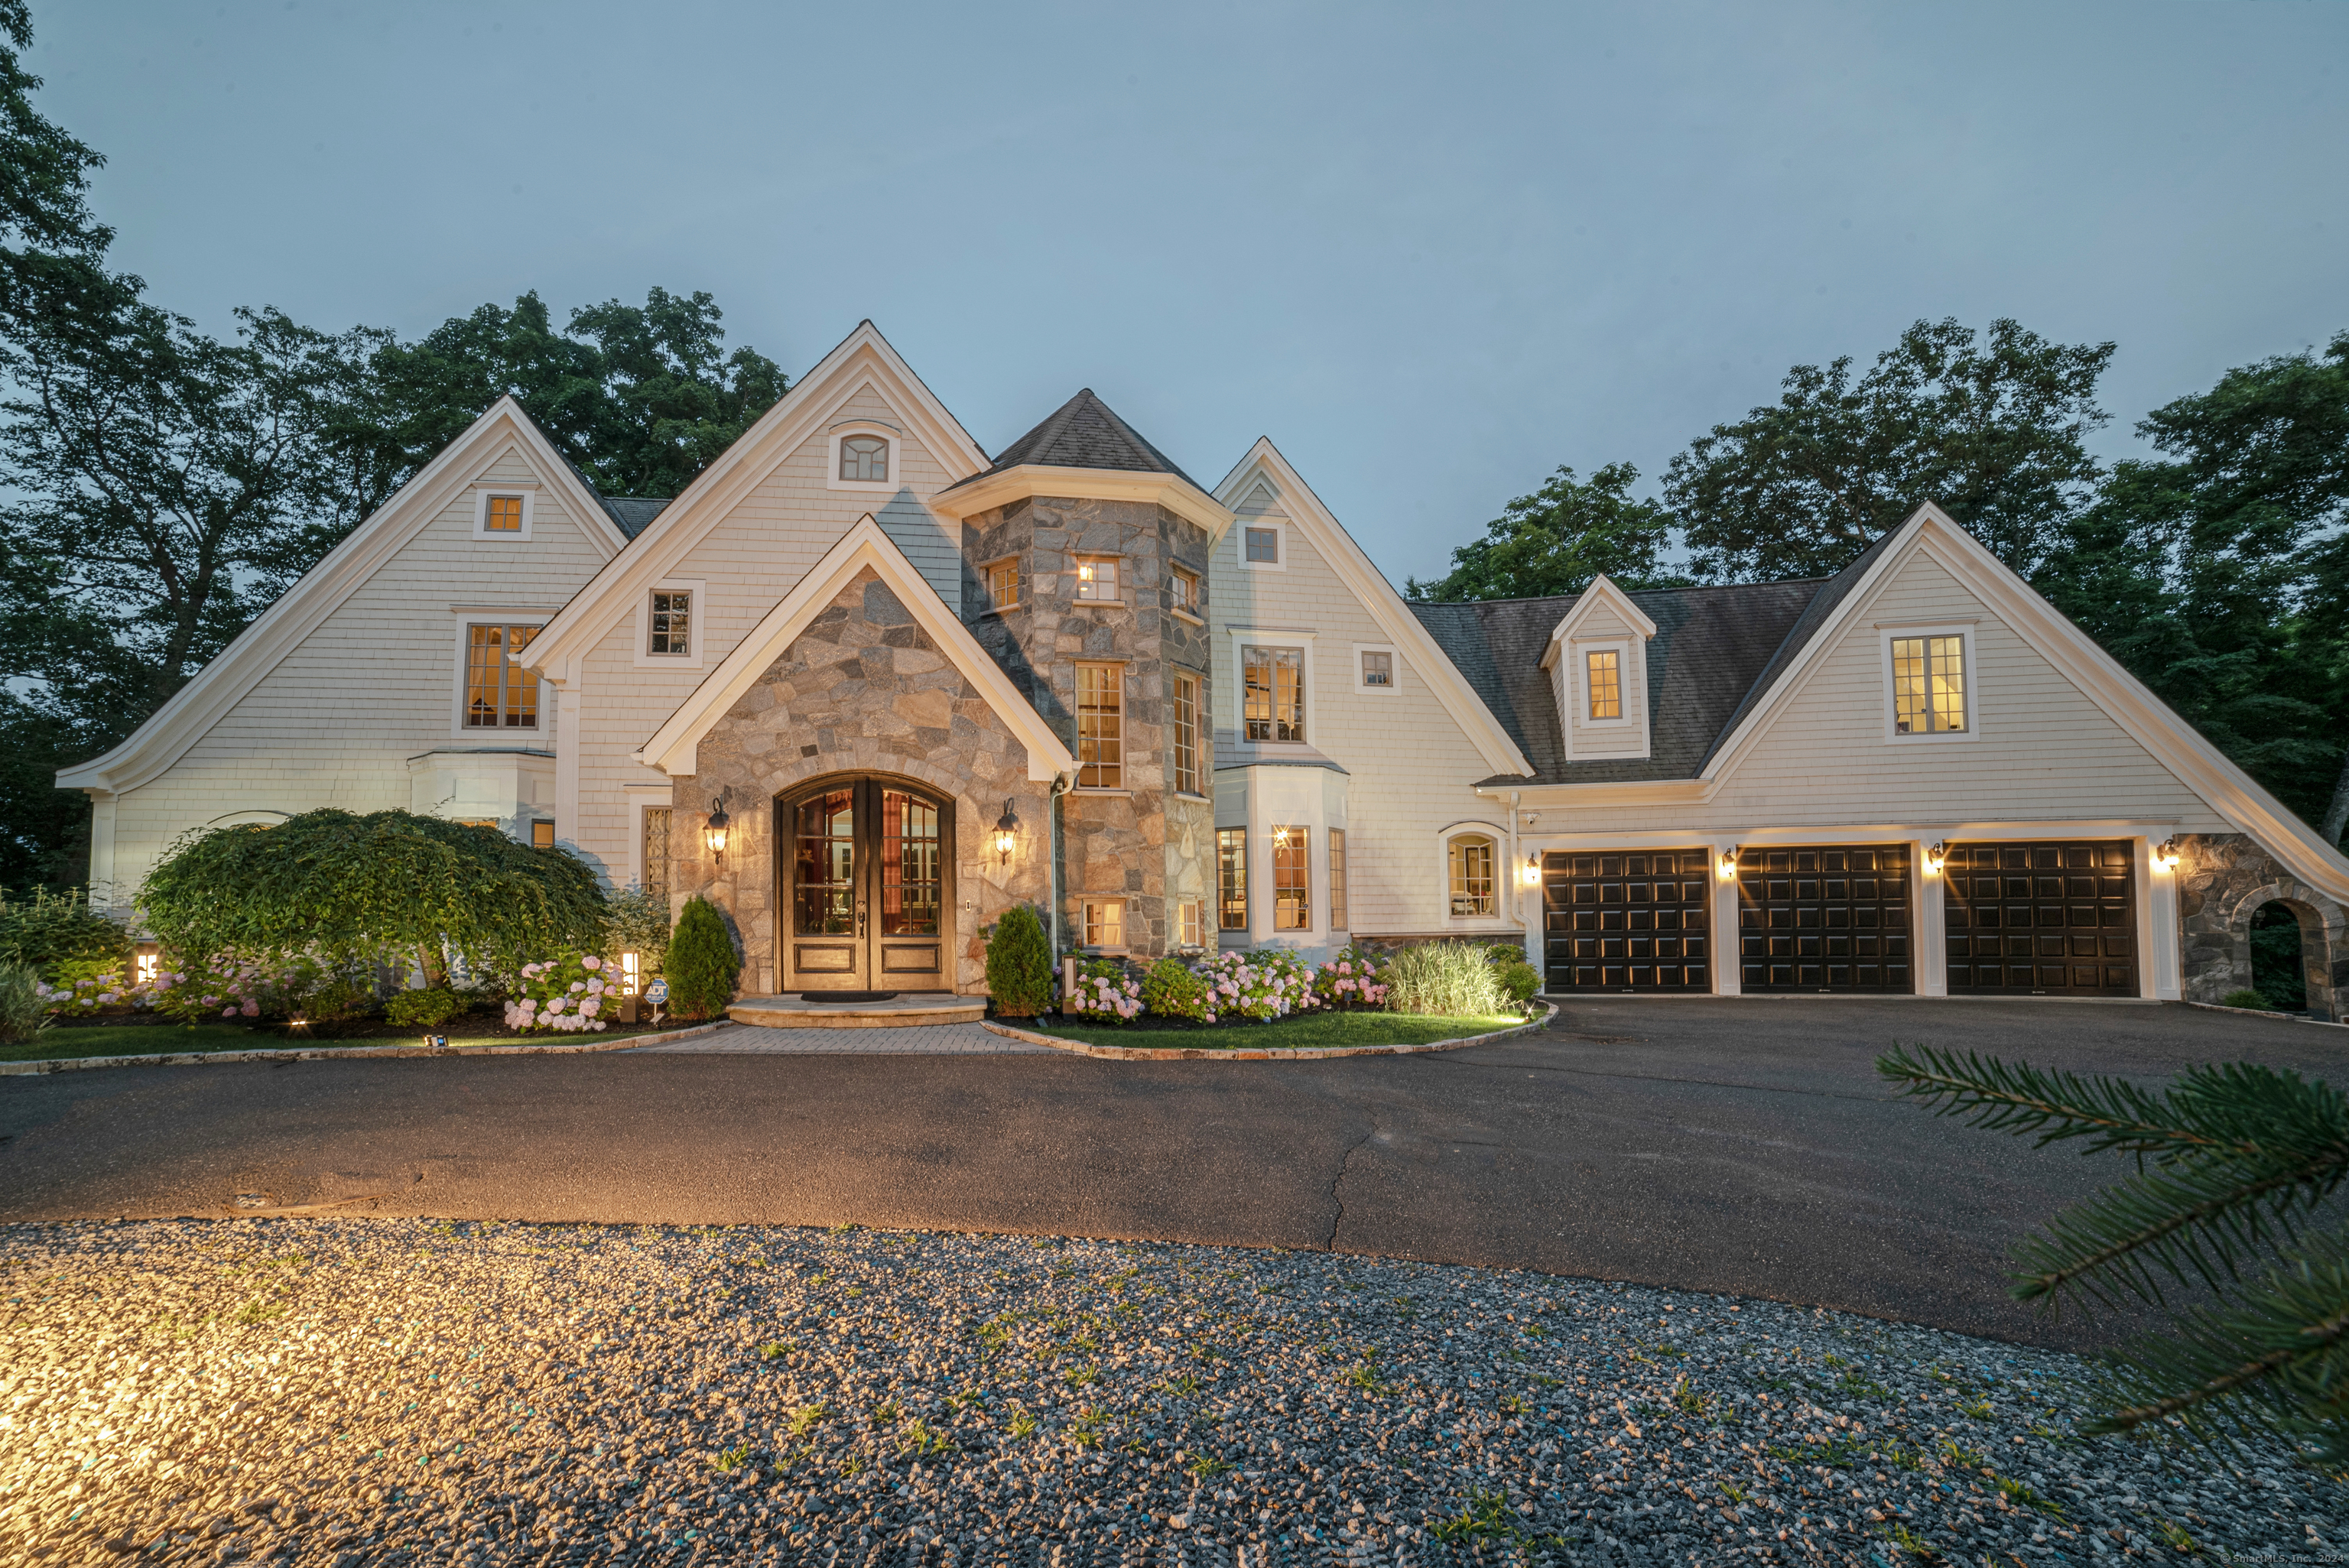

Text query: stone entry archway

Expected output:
[2176,833,2344,1021]
[777,774,955,994]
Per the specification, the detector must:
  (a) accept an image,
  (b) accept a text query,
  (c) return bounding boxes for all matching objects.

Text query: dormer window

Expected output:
[840,433,889,482]
[1585,649,1621,720]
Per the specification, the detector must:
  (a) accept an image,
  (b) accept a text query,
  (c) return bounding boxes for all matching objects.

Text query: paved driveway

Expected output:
[5,998,2339,1350]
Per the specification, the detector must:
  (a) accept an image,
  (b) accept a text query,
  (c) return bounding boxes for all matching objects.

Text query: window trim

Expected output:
[1178,898,1205,951]
[1439,822,1509,924]
[1169,564,1203,622]
[1080,898,1128,953]
[980,555,1022,616]
[1172,670,1203,797]
[1328,826,1349,933]
[471,487,535,541]
[1239,519,1287,572]
[633,579,708,669]
[1227,628,1315,746]
[1074,661,1126,790]
[1577,640,1635,727]
[1071,554,1126,606]
[1353,642,1400,698]
[824,420,900,492]
[450,616,545,739]
[1880,625,1980,743]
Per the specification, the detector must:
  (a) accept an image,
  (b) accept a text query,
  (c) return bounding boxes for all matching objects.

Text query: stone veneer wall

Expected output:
[964,495,1216,959]
[668,569,1054,996]
[2175,832,2344,1019]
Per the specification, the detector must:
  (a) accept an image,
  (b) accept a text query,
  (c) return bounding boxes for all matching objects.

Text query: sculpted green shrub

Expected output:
[665,898,741,1021]
[983,905,1054,1018]
[1385,941,1506,1018]
[386,986,468,1029]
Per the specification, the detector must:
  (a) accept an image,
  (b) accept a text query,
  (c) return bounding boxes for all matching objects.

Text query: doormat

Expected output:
[795,991,901,1004]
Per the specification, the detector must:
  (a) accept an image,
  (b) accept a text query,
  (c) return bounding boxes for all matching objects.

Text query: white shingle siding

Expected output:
[1558,601,1648,760]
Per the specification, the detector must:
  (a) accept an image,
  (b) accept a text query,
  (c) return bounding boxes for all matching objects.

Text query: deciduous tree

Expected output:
[1407,462,1686,601]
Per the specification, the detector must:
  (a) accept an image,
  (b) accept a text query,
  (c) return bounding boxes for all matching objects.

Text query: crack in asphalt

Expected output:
[1324,1115,1379,1251]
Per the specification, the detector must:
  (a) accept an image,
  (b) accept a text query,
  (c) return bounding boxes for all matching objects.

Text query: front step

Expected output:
[727,993,987,1029]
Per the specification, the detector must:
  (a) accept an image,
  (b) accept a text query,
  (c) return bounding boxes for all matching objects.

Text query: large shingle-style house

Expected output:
[60,323,2349,1016]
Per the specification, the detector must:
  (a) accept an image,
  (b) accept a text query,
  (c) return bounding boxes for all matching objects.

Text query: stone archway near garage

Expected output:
[2176,833,2345,1021]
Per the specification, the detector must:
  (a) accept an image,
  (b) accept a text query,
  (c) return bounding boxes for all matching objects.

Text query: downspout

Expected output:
[1048,770,1074,959]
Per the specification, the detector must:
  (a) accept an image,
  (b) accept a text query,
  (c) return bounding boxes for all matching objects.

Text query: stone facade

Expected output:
[2175,832,2345,1019]
[964,495,1216,959]
[669,569,1054,995]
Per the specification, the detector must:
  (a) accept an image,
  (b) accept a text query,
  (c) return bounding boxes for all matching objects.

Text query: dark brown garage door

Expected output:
[1737,845,1912,992]
[1541,850,1712,992]
[1943,841,2137,996]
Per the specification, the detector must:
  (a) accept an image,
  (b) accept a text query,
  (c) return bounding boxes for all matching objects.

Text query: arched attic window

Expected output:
[840,433,889,482]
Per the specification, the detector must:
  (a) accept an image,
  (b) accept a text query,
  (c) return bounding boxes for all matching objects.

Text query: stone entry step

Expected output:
[728,993,987,1029]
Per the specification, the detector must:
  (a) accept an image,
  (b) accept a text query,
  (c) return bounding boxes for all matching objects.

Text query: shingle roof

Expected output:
[1408,570,1863,787]
[976,389,1204,490]
[599,497,670,538]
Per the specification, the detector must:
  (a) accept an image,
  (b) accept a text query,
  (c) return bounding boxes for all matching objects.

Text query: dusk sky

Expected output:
[28,1,2347,585]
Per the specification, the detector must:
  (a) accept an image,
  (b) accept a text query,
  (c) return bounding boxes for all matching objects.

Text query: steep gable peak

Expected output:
[983,388,1200,488]
[1538,574,1659,670]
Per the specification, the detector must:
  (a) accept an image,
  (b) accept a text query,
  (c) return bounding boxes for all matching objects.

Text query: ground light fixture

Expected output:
[703,797,730,862]
[993,800,1021,863]
[288,1012,310,1037]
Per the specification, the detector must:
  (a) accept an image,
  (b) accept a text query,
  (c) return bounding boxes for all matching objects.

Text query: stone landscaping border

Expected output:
[2179,998,2347,1028]
[0,1020,732,1076]
[980,1002,1555,1060]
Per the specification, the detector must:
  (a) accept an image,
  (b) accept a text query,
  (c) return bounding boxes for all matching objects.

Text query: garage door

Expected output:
[1943,841,2137,997]
[1737,845,1912,992]
[1542,850,1712,992]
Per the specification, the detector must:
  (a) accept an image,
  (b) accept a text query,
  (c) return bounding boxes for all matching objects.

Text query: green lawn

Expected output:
[1020,1011,1527,1052]
[1,1024,281,1062]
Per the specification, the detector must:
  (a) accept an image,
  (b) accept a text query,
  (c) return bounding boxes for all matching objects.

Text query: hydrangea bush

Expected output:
[1196,948,1319,1021]
[1063,958,1142,1024]
[35,958,156,1018]
[504,952,615,1033]
[1310,945,1394,1011]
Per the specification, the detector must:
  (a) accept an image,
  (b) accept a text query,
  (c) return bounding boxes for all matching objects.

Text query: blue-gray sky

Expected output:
[28,1,2347,584]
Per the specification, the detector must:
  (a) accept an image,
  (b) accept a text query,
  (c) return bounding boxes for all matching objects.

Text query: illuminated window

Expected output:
[1360,650,1393,689]
[482,495,525,533]
[1217,828,1248,931]
[840,433,889,482]
[1245,526,1279,564]
[1171,566,1199,615]
[1449,834,1496,917]
[1173,672,1200,794]
[1077,664,1123,788]
[1074,557,1121,602]
[530,820,555,849]
[1082,899,1125,949]
[1328,829,1348,931]
[986,558,1021,611]
[463,623,540,729]
[1892,635,1967,734]
[1179,898,1204,949]
[1243,644,1304,743]
[642,807,671,901]
[1586,648,1621,720]
[648,590,692,656]
[1272,824,1309,930]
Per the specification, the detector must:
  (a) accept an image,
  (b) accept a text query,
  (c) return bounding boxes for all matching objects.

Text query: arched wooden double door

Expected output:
[778,777,954,993]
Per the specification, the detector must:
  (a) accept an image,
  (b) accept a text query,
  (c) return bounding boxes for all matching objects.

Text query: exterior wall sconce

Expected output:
[703,797,730,862]
[993,800,1022,862]
[1521,853,1543,888]
[1924,841,1948,876]
[1718,846,1740,881]
[2153,837,2182,872]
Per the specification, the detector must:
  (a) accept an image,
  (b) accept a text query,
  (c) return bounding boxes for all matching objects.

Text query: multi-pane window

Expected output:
[1585,648,1621,720]
[1328,829,1348,931]
[1244,526,1279,564]
[1449,834,1496,917]
[840,433,889,482]
[880,790,941,936]
[1892,635,1967,734]
[482,495,525,533]
[1360,650,1393,689]
[1083,899,1124,949]
[1173,672,1200,794]
[1243,644,1304,742]
[648,590,691,656]
[1077,663,1123,788]
[1074,557,1120,602]
[1217,828,1248,931]
[642,807,672,902]
[1272,825,1309,931]
[1171,566,1199,615]
[464,623,539,729]
[1179,898,1204,950]
[986,558,1021,612]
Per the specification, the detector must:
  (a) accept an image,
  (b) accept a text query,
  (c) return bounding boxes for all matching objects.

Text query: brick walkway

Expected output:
[622,1021,1054,1054]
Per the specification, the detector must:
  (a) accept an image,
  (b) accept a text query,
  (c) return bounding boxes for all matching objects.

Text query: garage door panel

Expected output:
[1544,850,1712,993]
[1738,845,1912,993]
[1944,839,2136,997]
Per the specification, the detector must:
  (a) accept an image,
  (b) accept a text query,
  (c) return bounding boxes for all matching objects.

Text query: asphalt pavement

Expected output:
[5,996,2340,1351]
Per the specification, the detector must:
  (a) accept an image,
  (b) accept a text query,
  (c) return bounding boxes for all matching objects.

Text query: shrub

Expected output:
[0,962,49,1044]
[984,905,1054,1018]
[1494,959,1542,1006]
[36,957,153,1018]
[1142,956,1212,1022]
[2219,989,2275,1011]
[1311,946,1393,1011]
[1386,941,1506,1017]
[0,889,132,978]
[387,986,469,1029]
[504,953,616,1033]
[1066,958,1142,1024]
[1197,949,1317,1021]
[602,885,671,975]
[665,898,741,1021]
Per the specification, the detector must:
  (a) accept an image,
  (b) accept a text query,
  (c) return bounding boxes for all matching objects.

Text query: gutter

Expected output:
[1047,770,1074,958]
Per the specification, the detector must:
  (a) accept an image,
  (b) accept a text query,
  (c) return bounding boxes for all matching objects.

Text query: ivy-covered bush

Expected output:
[1310,946,1393,1011]
[503,953,614,1033]
[602,885,671,975]
[1141,956,1212,1021]
[1386,941,1506,1017]
[983,905,1054,1018]
[1064,958,1142,1023]
[386,986,469,1028]
[665,898,740,1021]
[0,888,131,978]
[1197,949,1317,1021]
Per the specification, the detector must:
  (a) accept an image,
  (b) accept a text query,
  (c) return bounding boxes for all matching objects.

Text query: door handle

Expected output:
[856,900,867,938]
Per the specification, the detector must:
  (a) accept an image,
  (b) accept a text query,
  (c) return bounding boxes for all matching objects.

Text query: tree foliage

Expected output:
[1879,1044,2348,1466]
[137,809,606,982]
[1408,462,1687,602]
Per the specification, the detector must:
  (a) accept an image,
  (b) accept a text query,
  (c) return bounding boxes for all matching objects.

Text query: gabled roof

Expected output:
[1537,573,1659,668]
[634,515,1076,784]
[977,388,1204,489]
[1212,439,1533,779]
[57,398,628,797]
[601,498,670,537]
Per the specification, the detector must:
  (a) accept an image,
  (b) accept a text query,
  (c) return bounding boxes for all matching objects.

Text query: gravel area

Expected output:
[2,1220,2338,1566]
